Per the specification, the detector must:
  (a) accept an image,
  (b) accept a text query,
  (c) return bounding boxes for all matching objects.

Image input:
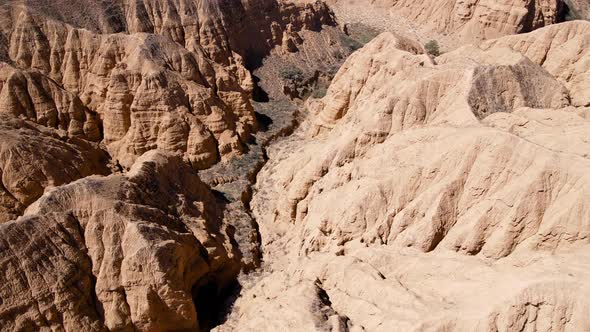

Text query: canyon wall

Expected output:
[217,21,590,331]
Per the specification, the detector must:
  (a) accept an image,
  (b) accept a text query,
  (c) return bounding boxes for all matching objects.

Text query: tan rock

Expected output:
[0,151,256,331]
[0,114,109,222]
[218,24,590,331]
[481,20,590,106]
[0,64,101,141]
[328,0,569,47]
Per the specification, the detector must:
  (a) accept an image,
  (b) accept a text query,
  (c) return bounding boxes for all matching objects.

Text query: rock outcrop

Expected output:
[0,150,258,331]
[481,20,590,107]
[0,114,109,222]
[328,0,569,45]
[0,0,338,169]
[0,5,255,169]
[0,1,345,330]
[0,63,102,141]
[217,22,590,331]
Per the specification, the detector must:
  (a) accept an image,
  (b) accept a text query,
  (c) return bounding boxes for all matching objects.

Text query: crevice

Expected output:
[68,212,109,329]
[191,276,242,332]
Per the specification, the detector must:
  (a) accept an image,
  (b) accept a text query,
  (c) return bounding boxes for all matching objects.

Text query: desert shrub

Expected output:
[339,34,363,52]
[280,67,304,81]
[311,86,328,99]
[350,24,380,45]
[424,40,441,57]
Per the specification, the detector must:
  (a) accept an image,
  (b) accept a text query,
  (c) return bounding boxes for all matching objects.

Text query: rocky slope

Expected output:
[0,150,261,331]
[1,1,589,331]
[0,1,348,330]
[328,0,570,48]
[1,2,254,170]
[0,0,340,170]
[217,21,590,331]
[481,21,590,107]
[0,114,109,222]
[0,0,348,216]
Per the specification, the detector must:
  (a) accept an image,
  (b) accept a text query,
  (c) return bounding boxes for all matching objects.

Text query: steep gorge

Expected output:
[0,0,588,331]
[0,0,345,330]
[217,21,590,331]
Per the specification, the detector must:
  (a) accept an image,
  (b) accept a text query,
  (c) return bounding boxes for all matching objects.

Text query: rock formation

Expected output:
[328,0,570,46]
[0,150,260,331]
[217,21,590,331]
[0,114,109,223]
[1,4,255,169]
[0,1,349,330]
[481,21,590,107]
[0,0,338,169]
[1,0,589,331]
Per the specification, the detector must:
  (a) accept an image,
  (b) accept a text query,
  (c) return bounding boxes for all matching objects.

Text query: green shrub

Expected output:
[311,86,328,99]
[424,40,441,57]
[339,34,363,52]
[352,24,380,45]
[279,67,304,81]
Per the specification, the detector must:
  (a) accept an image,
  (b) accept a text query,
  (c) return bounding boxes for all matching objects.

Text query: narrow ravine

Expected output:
[196,97,308,329]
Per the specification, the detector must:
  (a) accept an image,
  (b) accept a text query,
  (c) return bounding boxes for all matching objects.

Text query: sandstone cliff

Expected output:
[0,0,338,170]
[0,114,109,223]
[0,151,260,331]
[0,0,342,222]
[0,2,340,328]
[217,21,590,331]
[328,0,570,47]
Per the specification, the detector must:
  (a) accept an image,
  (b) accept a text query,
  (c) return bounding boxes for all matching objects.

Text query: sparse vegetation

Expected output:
[424,40,441,57]
[339,23,381,52]
[311,86,328,99]
[349,23,381,45]
[339,34,364,52]
[279,67,304,82]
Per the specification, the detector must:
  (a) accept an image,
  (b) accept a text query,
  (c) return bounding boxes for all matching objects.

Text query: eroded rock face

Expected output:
[0,0,337,169]
[0,1,342,330]
[481,21,590,107]
[0,114,109,222]
[0,6,255,169]
[217,23,590,331]
[0,64,102,141]
[4,0,336,63]
[329,0,569,44]
[0,151,257,331]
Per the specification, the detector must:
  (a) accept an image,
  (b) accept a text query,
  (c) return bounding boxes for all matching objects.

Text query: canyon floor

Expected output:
[0,0,589,331]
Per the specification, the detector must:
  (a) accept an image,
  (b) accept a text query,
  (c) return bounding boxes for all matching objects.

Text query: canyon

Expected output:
[0,0,588,331]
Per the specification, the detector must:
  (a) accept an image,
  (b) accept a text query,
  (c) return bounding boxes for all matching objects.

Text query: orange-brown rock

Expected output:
[328,0,569,46]
[0,114,109,223]
[0,150,256,331]
[0,0,338,169]
[0,7,254,169]
[0,1,343,330]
